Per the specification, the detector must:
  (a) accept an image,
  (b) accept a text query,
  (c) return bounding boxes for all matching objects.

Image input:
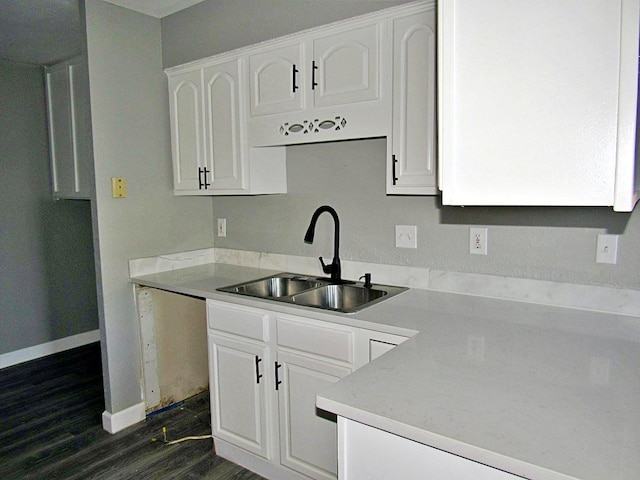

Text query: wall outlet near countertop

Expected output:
[469,227,488,255]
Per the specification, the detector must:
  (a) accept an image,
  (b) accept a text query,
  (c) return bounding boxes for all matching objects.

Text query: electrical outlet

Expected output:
[469,227,488,255]
[595,234,618,264]
[217,218,226,237]
[396,225,417,249]
[111,177,127,198]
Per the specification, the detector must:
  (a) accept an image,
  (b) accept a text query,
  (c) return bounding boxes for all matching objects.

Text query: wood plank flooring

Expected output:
[0,342,265,479]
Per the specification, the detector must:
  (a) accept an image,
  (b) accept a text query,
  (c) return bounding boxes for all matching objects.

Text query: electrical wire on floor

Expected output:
[151,426,213,445]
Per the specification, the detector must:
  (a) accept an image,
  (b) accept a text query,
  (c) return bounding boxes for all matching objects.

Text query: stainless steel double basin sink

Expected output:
[217,273,407,313]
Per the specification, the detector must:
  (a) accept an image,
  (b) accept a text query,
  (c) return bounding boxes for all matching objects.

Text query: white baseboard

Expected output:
[0,329,101,369]
[102,402,146,434]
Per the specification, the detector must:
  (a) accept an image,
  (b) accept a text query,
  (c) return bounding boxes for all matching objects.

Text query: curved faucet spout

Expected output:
[304,205,342,283]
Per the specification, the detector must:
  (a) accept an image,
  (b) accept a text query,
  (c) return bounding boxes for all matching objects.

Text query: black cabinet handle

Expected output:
[392,155,398,185]
[311,60,318,90]
[292,64,299,92]
[275,362,282,390]
[255,356,263,384]
[198,167,211,190]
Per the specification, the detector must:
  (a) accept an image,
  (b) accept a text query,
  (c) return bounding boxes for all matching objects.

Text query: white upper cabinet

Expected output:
[247,16,390,146]
[203,60,245,192]
[45,57,94,199]
[387,3,437,195]
[167,57,286,196]
[311,24,381,109]
[438,0,640,211]
[249,43,305,117]
[168,68,205,193]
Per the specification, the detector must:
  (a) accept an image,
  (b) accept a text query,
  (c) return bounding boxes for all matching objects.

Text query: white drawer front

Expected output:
[276,315,353,363]
[207,300,269,341]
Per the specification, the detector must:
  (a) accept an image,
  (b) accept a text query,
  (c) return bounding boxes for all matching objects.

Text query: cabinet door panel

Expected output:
[277,351,351,480]
[203,60,245,191]
[313,23,380,108]
[46,66,74,196]
[439,0,630,207]
[250,44,304,116]
[168,70,204,192]
[209,334,270,459]
[390,9,437,192]
[68,61,93,197]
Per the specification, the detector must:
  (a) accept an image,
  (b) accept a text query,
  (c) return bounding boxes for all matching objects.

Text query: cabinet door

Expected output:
[249,43,305,117]
[67,60,93,198]
[203,59,246,192]
[312,22,381,108]
[208,333,271,459]
[388,8,437,194]
[168,69,207,193]
[46,64,74,197]
[276,350,351,480]
[438,0,639,210]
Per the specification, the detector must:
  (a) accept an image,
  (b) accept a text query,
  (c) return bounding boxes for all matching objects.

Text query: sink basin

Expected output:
[220,275,323,298]
[291,284,386,312]
[217,273,407,313]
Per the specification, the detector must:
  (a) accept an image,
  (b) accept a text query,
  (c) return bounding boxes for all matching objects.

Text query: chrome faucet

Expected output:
[304,205,343,283]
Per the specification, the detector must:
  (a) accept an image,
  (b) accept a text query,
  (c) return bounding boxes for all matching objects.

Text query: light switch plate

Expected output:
[217,218,227,237]
[396,225,417,249]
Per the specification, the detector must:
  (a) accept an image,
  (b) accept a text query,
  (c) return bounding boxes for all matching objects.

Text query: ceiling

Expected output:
[0,0,206,66]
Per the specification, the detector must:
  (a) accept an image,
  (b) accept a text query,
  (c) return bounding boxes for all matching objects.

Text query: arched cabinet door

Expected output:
[387,6,438,195]
[168,69,205,193]
[312,23,381,109]
[203,59,246,191]
[249,43,304,117]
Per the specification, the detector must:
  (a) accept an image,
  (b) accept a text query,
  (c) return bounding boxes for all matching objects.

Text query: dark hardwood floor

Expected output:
[0,342,265,479]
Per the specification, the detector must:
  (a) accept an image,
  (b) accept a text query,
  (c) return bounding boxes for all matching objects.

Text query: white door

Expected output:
[276,350,351,480]
[168,69,207,193]
[389,8,437,194]
[203,59,246,192]
[312,23,381,109]
[249,43,305,117]
[209,333,271,459]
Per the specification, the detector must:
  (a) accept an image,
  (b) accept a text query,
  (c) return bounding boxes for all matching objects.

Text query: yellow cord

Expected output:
[161,426,212,445]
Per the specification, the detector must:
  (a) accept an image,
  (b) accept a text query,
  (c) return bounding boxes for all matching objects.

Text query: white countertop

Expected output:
[131,263,640,480]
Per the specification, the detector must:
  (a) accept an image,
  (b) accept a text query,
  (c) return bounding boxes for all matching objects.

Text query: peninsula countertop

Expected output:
[131,263,640,480]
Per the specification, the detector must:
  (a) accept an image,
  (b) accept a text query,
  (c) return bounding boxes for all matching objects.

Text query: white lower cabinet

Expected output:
[208,333,271,459]
[338,417,521,480]
[277,351,351,480]
[207,300,355,480]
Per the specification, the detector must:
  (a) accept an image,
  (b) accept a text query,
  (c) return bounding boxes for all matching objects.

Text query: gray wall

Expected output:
[162,0,411,67]
[162,0,640,290]
[85,0,214,414]
[0,60,98,355]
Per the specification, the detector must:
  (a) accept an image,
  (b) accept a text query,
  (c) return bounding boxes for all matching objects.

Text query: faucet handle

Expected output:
[319,256,332,274]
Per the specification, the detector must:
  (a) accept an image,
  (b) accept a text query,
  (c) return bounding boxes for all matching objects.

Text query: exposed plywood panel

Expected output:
[137,286,208,411]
